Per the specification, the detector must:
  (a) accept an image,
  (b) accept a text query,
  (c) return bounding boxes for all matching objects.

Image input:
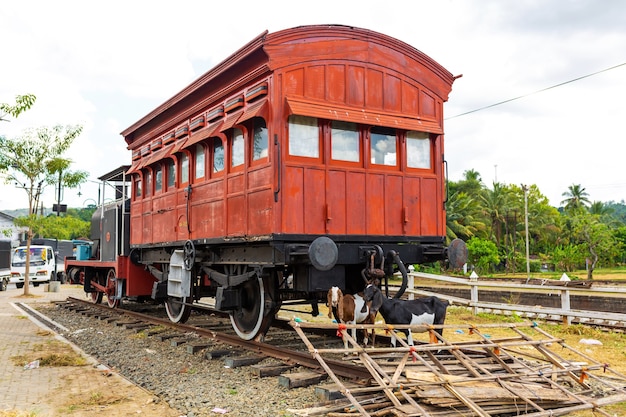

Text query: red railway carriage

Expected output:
[68,25,466,341]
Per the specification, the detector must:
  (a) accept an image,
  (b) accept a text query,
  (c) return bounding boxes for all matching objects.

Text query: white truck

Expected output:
[9,245,61,288]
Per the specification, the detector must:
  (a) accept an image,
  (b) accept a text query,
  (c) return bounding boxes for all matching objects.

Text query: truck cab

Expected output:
[10,245,57,288]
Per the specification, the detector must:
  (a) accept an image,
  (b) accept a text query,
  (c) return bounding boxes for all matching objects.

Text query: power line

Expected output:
[446,61,626,120]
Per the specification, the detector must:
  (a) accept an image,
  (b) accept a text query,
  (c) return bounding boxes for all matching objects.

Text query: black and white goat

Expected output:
[363,282,448,347]
[327,286,375,349]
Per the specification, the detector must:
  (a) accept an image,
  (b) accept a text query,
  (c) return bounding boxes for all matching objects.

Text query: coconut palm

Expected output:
[561,184,591,212]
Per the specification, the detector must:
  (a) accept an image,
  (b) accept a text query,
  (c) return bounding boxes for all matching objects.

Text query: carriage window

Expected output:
[231,128,244,169]
[195,144,205,179]
[166,159,175,188]
[134,176,142,198]
[370,127,397,166]
[213,137,224,173]
[180,153,189,184]
[406,131,431,169]
[144,170,152,197]
[288,115,319,158]
[331,121,359,162]
[252,118,268,161]
[154,165,162,192]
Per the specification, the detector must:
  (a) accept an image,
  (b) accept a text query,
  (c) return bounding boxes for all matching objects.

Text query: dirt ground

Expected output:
[3,330,182,417]
[0,366,181,417]
[2,367,182,417]
[47,368,181,417]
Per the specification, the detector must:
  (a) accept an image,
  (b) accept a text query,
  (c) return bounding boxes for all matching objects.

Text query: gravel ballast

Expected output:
[35,303,324,417]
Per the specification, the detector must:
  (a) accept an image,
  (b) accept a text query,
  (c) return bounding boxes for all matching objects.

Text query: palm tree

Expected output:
[446,191,485,242]
[480,182,513,248]
[561,184,591,211]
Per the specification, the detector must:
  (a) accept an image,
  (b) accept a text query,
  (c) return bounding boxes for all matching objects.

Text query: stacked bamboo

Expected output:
[289,320,626,416]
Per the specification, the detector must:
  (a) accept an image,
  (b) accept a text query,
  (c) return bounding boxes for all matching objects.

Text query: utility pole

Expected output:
[522,185,531,283]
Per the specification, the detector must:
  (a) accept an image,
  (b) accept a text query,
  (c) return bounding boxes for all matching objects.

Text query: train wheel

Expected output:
[90,290,103,304]
[165,275,193,324]
[106,269,121,308]
[229,271,279,341]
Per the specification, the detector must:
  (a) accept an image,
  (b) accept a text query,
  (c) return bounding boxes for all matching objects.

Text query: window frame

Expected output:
[179,151,190,186]
[405,130,433,171]
[250,117,269,166]
[229,126,246,173]
[329,120,362,168]
[133,174,142,200]
[287,114,323,164]
[193,143,206,182]
[142,168,153,197]
[165,158,176,191]
[368,126,400,171]
[154,163,163,194]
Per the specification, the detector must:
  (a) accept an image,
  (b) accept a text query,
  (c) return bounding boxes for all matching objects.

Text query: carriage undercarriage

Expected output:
[122,236,465,341]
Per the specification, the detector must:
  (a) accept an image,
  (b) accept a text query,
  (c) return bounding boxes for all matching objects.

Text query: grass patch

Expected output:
[11,339,88,367]
[56,390,129,414]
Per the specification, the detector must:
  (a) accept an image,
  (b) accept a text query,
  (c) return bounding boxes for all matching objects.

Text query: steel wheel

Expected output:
[229,270,279,341]
[90,289,103,304]
[165,270,193,323]
[106,269,121,308]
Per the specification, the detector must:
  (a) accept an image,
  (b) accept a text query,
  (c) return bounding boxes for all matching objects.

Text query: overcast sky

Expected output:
[1,0,625,211]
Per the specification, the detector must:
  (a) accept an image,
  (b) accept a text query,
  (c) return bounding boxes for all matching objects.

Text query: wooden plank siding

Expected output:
[124,25,454,246]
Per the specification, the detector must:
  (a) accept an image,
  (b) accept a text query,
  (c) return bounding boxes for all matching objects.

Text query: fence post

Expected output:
[561,289,571,326]
[407,273,415,300]
[471,282,479,315]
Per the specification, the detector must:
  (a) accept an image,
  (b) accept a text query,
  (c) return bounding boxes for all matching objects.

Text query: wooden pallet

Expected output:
[289,320,626,416]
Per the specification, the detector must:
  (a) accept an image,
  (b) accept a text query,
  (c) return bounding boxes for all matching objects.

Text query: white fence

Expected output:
[405,272,626,326]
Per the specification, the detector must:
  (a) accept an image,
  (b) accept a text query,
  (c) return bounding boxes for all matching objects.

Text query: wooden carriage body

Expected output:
[123,25,455,251]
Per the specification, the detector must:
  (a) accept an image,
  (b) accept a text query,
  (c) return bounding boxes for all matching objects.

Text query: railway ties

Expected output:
[56,297,362,385]
[51,297,626,416]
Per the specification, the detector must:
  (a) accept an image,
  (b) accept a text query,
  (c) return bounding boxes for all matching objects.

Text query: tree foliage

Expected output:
[15,215,90,240]
[561,184,591,212]
[0,125,88,214]
[446,175,626,278]
[0,94,36,122]
[0,124,86,294]
[466,237,500,274]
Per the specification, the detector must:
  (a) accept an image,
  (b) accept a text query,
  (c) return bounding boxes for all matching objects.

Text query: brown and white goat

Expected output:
[327,286,375,349]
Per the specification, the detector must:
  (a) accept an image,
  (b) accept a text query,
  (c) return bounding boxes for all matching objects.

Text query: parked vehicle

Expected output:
[27,238,74,283]
[10,245,59,288]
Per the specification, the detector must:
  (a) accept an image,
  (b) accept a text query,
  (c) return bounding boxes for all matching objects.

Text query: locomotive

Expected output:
[65,25,466,341]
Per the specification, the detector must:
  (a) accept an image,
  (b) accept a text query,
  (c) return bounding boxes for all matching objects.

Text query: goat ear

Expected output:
[371,290,383,315]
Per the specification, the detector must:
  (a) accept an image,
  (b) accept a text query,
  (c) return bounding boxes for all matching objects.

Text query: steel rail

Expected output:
[65,297,372,382]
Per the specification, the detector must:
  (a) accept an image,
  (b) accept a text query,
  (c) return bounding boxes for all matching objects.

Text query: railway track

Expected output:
[22,295,626,416]
[37,297,374,383]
